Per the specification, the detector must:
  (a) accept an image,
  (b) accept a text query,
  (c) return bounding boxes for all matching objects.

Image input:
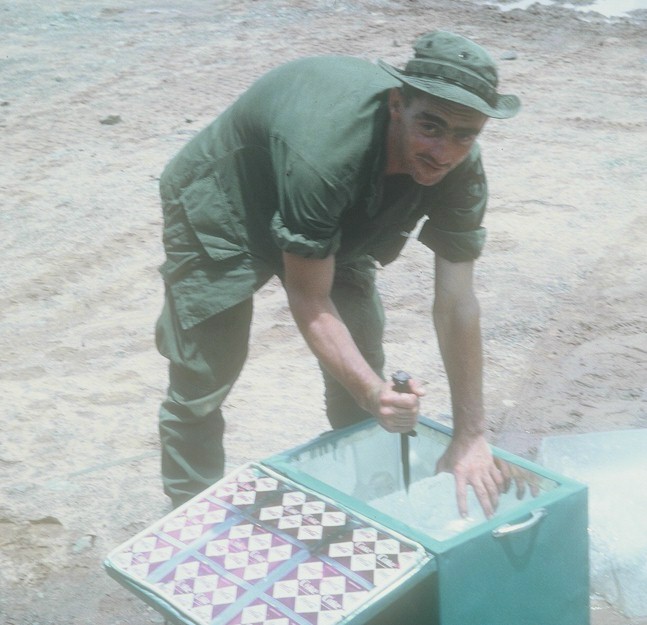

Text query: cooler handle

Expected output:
[492,508,547,538]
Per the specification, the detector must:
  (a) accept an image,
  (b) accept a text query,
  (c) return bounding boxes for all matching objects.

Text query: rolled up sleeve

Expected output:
[419,223,486,262]
[270,211,341,258]
[418,144,488,262]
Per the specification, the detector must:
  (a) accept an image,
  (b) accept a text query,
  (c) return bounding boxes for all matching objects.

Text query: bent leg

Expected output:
[156,293,253,506]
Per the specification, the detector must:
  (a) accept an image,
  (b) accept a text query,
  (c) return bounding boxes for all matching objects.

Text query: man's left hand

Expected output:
[435,433,505,518]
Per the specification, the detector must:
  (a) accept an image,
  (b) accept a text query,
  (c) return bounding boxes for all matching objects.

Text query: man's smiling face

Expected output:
[385,87,488,186]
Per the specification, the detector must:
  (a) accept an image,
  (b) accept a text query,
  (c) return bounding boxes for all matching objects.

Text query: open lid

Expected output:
[105,463,434,625]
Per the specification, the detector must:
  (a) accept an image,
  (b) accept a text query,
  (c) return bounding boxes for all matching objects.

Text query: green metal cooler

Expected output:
[105,417,589,625]
[264,417,590,625]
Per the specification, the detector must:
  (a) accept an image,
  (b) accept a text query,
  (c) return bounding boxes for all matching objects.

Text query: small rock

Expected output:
[72,534,96,554]
[147,608,166,623]
[30,515,63,525]
[100,115,122,125]
[500,50,519,60]
[101,7,127,17]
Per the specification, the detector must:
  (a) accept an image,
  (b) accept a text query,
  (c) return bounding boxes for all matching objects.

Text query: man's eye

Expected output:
[420,123,444,137]
[455,133,477,145]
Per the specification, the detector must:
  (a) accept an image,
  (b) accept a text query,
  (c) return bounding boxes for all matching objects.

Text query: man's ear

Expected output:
[388,88,404,117]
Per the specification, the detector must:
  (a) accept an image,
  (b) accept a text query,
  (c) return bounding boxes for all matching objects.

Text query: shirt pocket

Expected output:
[180,174,247,261]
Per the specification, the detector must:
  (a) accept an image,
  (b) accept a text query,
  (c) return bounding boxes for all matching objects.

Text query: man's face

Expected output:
[386,88,488,186]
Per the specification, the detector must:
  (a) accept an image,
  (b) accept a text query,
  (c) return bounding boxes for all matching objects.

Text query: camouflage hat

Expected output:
[379,30,520,119]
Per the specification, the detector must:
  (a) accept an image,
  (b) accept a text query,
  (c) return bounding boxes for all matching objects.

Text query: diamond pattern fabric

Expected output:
[105,464,429,625]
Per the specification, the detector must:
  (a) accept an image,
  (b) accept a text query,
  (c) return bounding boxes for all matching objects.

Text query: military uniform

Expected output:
[156,55,488,505]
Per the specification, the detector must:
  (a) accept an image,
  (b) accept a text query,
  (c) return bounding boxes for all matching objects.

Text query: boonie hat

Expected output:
[379,30,520,119]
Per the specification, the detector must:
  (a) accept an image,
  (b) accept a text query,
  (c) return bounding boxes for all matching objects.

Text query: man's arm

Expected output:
[282,251,423,432]
[433,255,504,517]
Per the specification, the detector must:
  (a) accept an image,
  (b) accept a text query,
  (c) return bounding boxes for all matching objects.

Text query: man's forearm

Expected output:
[281,252,383,410]
[433,292,486,437]
[432,257,503,516]
[282,251,422,431]
[286,287,383,409]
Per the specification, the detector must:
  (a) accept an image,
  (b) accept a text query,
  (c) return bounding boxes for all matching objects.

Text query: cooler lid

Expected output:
[105,463,434,625]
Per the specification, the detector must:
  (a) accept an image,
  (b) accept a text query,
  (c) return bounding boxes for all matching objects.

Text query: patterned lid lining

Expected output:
[105,464,431,625]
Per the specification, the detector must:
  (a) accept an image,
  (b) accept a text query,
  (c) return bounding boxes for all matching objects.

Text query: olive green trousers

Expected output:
[156,267,385,507]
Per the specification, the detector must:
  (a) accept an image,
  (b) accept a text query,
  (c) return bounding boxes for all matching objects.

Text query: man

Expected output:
[155,30,521,516]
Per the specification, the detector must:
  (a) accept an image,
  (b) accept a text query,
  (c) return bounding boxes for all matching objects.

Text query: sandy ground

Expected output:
[1,0,646,623]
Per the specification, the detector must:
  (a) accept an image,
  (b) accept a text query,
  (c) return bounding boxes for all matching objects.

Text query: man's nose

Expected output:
[427,136,454,167]
[427,135,462,167]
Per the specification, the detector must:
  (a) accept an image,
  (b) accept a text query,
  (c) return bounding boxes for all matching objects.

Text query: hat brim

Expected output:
[378,60,520,120]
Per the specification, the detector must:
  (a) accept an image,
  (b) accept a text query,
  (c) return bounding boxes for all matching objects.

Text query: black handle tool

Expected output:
[391,371,417,493]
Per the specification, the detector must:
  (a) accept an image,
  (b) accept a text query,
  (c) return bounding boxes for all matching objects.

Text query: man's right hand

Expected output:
[366,378,425,433]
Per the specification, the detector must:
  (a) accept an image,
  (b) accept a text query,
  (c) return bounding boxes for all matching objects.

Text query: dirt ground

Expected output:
[1,0,646,623]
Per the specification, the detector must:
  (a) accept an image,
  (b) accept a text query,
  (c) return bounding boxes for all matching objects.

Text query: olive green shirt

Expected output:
[159,56,487,329]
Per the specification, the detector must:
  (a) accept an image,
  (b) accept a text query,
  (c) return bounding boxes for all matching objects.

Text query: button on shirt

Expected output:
[159,56,488,329]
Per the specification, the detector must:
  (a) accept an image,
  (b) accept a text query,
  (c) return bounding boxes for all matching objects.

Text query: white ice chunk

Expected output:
[368,471,537,541]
